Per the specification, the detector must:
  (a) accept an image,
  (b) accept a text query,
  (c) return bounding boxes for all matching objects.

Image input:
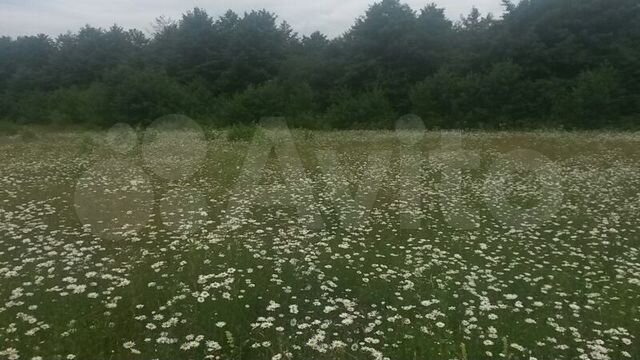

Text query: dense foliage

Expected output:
[1,0,639,129]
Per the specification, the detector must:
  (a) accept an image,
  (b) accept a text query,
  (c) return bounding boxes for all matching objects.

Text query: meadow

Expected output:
[0,126,639,360]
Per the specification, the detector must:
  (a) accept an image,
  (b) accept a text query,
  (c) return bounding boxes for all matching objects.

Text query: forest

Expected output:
[0,0,639,130]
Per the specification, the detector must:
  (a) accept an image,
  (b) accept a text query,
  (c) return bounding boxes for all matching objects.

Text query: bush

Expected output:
[563,66,621,129]
[227,124,259,142]
[10,91,49,124]
[326,89,395,129]
[287,114,330,130]
[19,128,38,142]
[302,129,315,141]
[78,134,96,154]
[103,66,193,126]
[47,83,108,125]
[218,80,314,125]
[410,68,478,128]
[0,121,18,136]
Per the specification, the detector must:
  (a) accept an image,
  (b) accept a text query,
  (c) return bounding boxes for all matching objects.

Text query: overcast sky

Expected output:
[0,0,504,39]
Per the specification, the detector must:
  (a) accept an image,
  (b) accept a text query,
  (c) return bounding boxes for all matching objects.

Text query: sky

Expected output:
[0,0,504,39]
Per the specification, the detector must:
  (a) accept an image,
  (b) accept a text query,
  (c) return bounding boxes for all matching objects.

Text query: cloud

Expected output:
[0,0,504,38]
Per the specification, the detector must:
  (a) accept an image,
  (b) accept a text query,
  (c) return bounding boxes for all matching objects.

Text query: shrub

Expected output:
[227,124,259,142]
[78,134,96,154]
[301,129,315,141]
[565,66,621,129]
[103,66,192,126]
[410,68,477,129]
[11,91,49,124]
[19,128,38,142]
[325,89,395,129]
[0,121,18,136]
[218,80,314,125]
[287,114,330,130]
[47,83,108,125]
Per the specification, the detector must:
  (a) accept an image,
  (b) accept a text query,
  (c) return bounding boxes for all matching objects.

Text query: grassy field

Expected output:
[0,128,639,360]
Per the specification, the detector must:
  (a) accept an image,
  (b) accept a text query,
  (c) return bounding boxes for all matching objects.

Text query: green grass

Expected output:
[0,129,638,360]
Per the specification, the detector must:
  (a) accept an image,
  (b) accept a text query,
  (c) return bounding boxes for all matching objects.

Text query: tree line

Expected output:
[1,0,639,130]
